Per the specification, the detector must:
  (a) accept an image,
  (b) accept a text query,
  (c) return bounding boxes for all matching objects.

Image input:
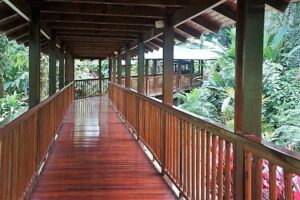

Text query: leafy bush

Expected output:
[0,93,27,122]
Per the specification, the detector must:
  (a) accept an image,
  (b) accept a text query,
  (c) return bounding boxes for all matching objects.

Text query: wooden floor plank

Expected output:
[30,96,176,200]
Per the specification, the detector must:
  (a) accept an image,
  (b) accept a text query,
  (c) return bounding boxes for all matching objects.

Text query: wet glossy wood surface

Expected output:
[30,96,176,200]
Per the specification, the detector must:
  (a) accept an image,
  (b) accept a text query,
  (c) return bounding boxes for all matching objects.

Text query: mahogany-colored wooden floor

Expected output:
[30,96,176,200]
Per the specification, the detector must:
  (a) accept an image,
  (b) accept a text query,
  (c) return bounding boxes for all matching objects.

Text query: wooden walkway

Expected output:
[30,96,176,200]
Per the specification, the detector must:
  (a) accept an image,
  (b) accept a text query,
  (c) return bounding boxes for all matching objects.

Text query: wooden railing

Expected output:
[74,78,109,99]
[120,73,201,96]
[109,83,300,200]
[0,83,74,199]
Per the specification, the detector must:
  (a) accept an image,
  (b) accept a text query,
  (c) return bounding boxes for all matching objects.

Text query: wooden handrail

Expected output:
[109,82,300,199]
[0,82,74,133]
[0,83,75,199]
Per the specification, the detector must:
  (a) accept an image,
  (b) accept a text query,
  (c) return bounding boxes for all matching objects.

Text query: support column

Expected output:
[137,34,145,94]
[99,59,102,95]
[64,51,68,84]
[145,60,149,95]
[108,58,112,82]
[162,12,174,105]
[234,0,265,199]
[112,56,117,82]
[59,50,65,89]
[117,53,122,84]
[125,45,131,88]
[235,0,264,137]
[49,38,57,95]
[28,4,40,108]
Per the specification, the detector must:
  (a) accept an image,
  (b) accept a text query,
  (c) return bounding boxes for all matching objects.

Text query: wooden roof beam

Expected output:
[265,0,289,12]
[48,22,150,32]
[43,0,186,8]
[150,39,163,48]
[41,2,165,18]
[213,4,236,21]
[177,24,202,38]
[126,0,227,52]
[41,13,156,26]
[174,32,187,43]
[191,15,221,33]
[2,0,59,44]
[147,41,160,50]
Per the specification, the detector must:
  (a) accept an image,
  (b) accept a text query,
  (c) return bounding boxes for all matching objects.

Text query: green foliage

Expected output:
[0,92,26,122]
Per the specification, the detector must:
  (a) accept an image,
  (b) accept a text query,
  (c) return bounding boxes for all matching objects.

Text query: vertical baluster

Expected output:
[269,163,277,200]
[255,157,263,200]
[218,138,224,200]
[284,171,292,200]
[245,151,252,200]
[211,135,217,200]
[225,142,231,200]
[192,125,196,200]
[201,129,206,200]
[187,122,191,198]
[196,127,201,200]
[206,131,211,200]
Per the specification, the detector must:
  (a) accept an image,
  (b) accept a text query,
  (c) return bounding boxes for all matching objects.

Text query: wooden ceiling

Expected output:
[0,0,291,59]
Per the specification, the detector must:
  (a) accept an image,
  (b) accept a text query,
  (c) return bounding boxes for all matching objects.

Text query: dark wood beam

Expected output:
[57,34,137,41]
[213,3,236,21]
[146,41,160,51]
[3,0,56,42]
[43,0,186,8]
[191,15,221,33]
[28,4,40,108]
[125,0,226,51]
[47,22,151,32]
[174,32,187,43]
[162,12,174,105]
[265,0,289,12]
[177,24,202,38]
[41,2,165,18]
[137,34,145,94]
[54,29,139,37]
[150,38,163,48]
[42,13,155,26]
[5,24,28,40]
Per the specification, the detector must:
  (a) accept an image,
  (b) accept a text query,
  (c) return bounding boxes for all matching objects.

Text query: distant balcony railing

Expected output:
[119,73,202,96]
[74,78,109,99]
[109,82,300,200]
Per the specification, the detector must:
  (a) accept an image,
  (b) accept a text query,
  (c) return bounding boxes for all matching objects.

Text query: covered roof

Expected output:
[145,46,220,60]
[0,0,292,58]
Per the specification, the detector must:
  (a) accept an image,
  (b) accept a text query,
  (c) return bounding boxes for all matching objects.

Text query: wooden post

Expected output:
[125,45,131,88]
[59,50,65,89]
[190,60,194,87]
[137,34,145,94]
[177,60,181,89]
[108,58,112,82]
[112,56,117,83]
[145,59,149,95]
[99,59,102,95]
[64,52,68,84]
[162,11,174,105]
[49,38,57,95]
[117,53,122,84]
[28,4,40,108]
[235,0,264,135]
[234,0,265,199]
